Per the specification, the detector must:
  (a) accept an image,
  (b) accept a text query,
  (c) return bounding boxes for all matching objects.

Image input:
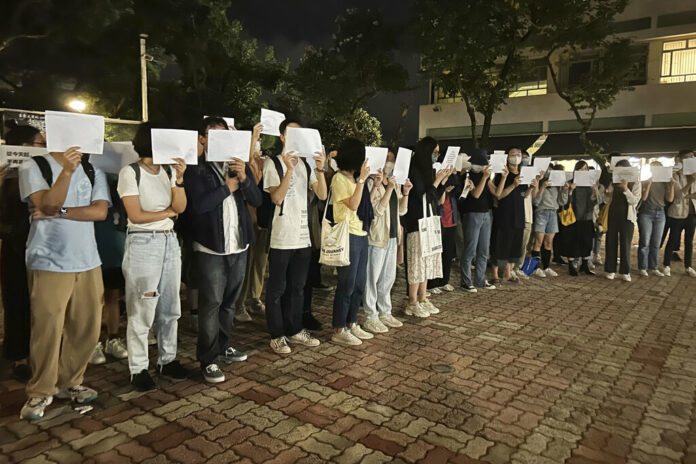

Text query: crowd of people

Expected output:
[1,116,695,421]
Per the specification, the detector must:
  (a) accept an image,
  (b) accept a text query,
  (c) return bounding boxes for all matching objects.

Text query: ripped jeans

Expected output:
[123,231,181,375]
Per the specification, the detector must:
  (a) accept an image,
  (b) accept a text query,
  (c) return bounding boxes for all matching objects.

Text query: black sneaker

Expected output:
[313,283,335,291]
[158,360,189,379]
[131,369,157,392]
[303,313,324,331]
[460,285,478,293]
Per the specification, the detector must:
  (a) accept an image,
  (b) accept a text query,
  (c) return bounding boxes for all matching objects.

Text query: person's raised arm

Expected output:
[269,151,297,206]
[310,150,328,201]
[170,158,187,214]
[666,177,675,203]
[471,166,491,199]
[32,147,82,216]
[341,159,370,211]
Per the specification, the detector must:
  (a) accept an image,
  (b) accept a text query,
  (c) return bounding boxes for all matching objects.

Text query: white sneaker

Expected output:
[425,291,431,298]
[332,329,362,346]
[89,342,106,365]
[289,329,321,347]
[605,273,615,280]
[651,269,665,277]
[202,364,225,383]
[235,307,252,322]
[20,396,53,420]
[405,302,429,318]
[639,270,649,277]
[533,268,547,278]
[421,299,440,315]
[620,273,632,282]
[350,324,374,340]
[544,268,558,277]
[515,269,529,280]
[430,287,442,295]
[379,314,403,328]
[663,266,671,277]
[363,318,388,333]
[56,385,98,404]
[687,267,696,277]
[270,337,291,354]
[105,338,128,359]
[441,284,455,292]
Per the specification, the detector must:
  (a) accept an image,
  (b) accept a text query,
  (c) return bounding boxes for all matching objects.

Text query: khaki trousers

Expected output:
[239,226,269,304]
[26,267,103,398]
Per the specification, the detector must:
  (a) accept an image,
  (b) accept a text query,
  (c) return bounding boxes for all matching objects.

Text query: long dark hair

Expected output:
[412,136,437,185]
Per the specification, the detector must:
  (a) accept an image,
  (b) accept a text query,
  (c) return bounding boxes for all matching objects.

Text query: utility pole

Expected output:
[140,34,149,122]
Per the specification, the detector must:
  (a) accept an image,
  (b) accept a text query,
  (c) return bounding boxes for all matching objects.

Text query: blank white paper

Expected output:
[612,166,640,183]
[490,154,507,174]
[652,166,673,183]
[45,110,104,155]
[151,129,199,165]
[285,127,323,159]
[260,109,286,137]
[207,129,252,163]
[548,170,567,187]
[519,166,537,185]
[365,146,388,174]
[683,158,696,176]
[533,157,551,175]
[393,147,412,185]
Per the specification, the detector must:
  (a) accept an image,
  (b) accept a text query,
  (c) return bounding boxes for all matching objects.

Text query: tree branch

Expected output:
[0,34,47,53]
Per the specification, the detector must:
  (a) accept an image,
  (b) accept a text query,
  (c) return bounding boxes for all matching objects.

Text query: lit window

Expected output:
[509,65,548,98]
[661,39,696,83]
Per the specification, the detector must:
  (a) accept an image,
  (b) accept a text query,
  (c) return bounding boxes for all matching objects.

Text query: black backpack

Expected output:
[256,156,311,229]
[33,155,95,188]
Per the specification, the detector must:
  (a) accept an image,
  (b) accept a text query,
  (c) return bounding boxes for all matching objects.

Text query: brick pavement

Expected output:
[1,259,695,463]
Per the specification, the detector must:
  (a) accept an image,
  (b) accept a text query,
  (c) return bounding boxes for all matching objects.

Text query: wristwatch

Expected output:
[357,178,365,184]
[60,207,68,217]
[175,181,185,188]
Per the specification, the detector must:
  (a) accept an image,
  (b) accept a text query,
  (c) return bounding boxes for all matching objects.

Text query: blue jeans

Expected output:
[638,205,665,271]
[461,212,491,288]
[333,234,368,329]
[195,250,248,366]
[123,232,181,375]
[364,238,397,320]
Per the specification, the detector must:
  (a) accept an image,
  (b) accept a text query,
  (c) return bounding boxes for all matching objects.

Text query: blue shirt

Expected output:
[19,155,111,273]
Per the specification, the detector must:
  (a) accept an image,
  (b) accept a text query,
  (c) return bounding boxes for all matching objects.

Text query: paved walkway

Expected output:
[1,261,696,463]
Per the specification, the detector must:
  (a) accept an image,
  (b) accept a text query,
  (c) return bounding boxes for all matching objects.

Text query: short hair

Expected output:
[132,122,154,159]
[279,118,302,136]
[615,159,631,168]
[199,116,228,136]
[574,160,588,171]
[4,124,40,146]
[521,150,530,157]
[336,138,365,172]
[678,149,694,158]
[507,146,522,154]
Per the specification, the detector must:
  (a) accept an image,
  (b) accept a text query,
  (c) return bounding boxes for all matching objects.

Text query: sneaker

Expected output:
[404,302,429,318]
[303,313,324,331]
[235,307,252,323]
[651,269,665,277]
[289,329,321,346]
[379,314,403,328]
[270,337,291,354]
[639,270,649,277]
[687,267,696,277]
[425,291,431,298]
[544,268,558,277]
[363,318,389,333]
[219,346,248,364]
[189,311,199,333]
[421,299,440,315]
[202,364,225,383]
[441,284,455,292]
[663,266,671,277]
[430,287,442,295]
[461,285,478,293]
[313,283,335,291]
[20,396,53,420]
[620,273,632,282]
[56,385,98,404]
[158,360,189,379]
[350,324,374,339]
[533,268,547,278]
[131,369,157,392]
[331,329,362,346]
[248,298,266,313]
[482,281,496,290]
[605,273,615,280]
[105,338,128,359]
[515,269,529,280]
[89,342,106,365]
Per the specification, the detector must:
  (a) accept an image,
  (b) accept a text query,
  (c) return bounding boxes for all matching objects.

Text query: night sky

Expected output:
[229,0,426,144]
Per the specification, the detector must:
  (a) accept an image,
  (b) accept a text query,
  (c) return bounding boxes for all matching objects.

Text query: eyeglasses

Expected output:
[30,142,47,148]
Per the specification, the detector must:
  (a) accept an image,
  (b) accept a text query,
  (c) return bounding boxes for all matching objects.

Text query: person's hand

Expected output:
[29,204,58,220]
[225,174,240,193]
[620,180,628,191]
[229,158,247,182]
[313,149,326,171]
[482,165,491,180]
[281,150,298,174]
[403,178,413,194]
[388,175,397,189]
[466,179,475,190]
[373,168,383,186]
[502,167,509,178]
[172,158,186,183]
[445,185,455,193]
[513,175,522,187]
[58,146,83,173]
[530,177,539,189]
[252,122,263,140]
[562,182,570,190]
[540,178,549,189]
[358,158,370,183]
[165,208,179,219]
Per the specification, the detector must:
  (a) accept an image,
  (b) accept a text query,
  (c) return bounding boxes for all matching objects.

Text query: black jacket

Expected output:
[184,161,262,254]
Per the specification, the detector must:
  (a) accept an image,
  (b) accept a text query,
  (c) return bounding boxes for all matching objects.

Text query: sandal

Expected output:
[490,278,501,285]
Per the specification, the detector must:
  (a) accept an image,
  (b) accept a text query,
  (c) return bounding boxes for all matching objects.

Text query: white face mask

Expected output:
[470,164,486,173]
[674,162,683,171]
[329,158,338,171]
[509,155,521,166]
[384,161,395,175]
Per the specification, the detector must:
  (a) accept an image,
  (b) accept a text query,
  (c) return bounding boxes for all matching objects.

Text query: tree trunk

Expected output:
[462,94,479,148]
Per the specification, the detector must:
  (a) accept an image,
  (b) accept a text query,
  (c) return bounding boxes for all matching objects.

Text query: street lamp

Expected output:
[68,99,87,112]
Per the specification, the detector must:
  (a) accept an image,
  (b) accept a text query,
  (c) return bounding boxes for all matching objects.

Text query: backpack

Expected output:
[33,155,95,188]
[256,156,311,229]
[126,162,179,232]
[129,162,172,187]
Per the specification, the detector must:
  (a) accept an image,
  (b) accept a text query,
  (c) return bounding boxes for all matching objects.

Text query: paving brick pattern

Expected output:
[1,260,695,463]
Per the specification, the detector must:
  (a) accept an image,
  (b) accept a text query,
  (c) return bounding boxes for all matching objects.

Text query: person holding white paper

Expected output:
[530,165,569,278]
[263,119,327,354]
[604,159,642,281]
[512,150,534,279]
[184,116,264,383]
[663,149,696,277]
[637,161,675,277]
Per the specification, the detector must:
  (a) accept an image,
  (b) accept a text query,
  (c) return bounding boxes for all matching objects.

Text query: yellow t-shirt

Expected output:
[331,172,366,236]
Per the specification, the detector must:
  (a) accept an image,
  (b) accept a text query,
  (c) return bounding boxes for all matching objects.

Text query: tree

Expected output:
[316,108,382,150]
[283,8,409,143]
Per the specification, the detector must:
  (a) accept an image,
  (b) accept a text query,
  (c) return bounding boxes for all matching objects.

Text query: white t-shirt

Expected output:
[263,156,318,250]
[117,164,176,231]
[524,194,533,224]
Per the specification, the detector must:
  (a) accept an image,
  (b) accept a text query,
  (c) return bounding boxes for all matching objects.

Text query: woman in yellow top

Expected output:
[330,138,374,346]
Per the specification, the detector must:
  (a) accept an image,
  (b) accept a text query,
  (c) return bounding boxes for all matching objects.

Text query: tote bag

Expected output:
[319,191,351,267]
[559,203,577,227]
[418,194,443,258]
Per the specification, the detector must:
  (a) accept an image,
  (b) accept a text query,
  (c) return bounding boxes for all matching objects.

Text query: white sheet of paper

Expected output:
[45,111,104,154]
[533,157,551,175]
[565,171,574,181]
[490,154,507,174]
[610,156,631,168]
[640,164,652,182]
[207,130,251,162]
[683,158,696,176]
[365,146,388,174]
[151,129,198,165]
[612,166,640,183]
[0,145,47,169]
[260,109,285,136]
[441,146,459,169]
[493,150,505,155]
[652,166,673,183]
[519,166,537,185]
[455,153,470,172]
[573,171,597,187]
[432,162,442,172]
[89,142,140,174]
[285,127,323,159]
[548,170,567,187]
[393,147,412,185]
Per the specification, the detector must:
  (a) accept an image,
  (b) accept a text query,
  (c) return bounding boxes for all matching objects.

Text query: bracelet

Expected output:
[175,181,185,188]
[357,178,365,184]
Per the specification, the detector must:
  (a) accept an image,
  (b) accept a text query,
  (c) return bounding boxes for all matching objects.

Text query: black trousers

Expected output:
[429,226,457,288]
[1,238,30,362]
[303,247,321,314]
[605,219,634,274]
[266,247,311,339]
[664,215,696,268]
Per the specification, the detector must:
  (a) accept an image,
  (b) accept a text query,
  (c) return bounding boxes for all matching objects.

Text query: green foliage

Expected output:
[316,108,382,150]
